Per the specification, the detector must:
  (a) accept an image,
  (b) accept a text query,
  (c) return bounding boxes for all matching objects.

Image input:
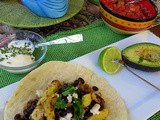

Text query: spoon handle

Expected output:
[35,34,83,48]
[113,60,160,91]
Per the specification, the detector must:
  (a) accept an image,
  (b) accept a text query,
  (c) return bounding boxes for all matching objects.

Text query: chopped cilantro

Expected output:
[0,58,4,62]
[54,95,66,109]
[7,61,11,64]
[62,84,76,96]
[11,53,16,57]
[73,98,83,120]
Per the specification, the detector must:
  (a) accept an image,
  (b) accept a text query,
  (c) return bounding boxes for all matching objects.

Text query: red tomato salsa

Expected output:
[101,0,156,20]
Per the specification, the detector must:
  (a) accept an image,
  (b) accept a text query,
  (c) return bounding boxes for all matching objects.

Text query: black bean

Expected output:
[23,106,34,116]
[55,110,60,120]
[32,99,38,105]
[14,114,21,120]
[30,100,38,109]
[99,106,104,111]
[57,87,63,94]
[81,91,86,95]
[76,89,85,98]
[84,101,96,119]
[62,96,68,103]
[23,99,38,117]
[92,86,99,91]
[23,115,30,120]
[67,107,74,113]
[88,112,93,117]
[55,116,59,120]
[73,80,79,87]
[59,110,67,117]
[30,105,35,110]
[78,78,85,84]
[23,109,30,117]
[84,110,93,119]
[63,83,68,88]
[55,109,59,114]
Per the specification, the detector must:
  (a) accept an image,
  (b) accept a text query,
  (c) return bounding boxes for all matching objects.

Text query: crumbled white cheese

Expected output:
[60,117,66,120]
[90,104,100,115]
[72,93,78,98]
[67,94,72,103]
[60,113,73,120]
[36,90,43,98]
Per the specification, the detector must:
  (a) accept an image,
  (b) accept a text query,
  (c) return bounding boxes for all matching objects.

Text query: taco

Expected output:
[4,61,128,120]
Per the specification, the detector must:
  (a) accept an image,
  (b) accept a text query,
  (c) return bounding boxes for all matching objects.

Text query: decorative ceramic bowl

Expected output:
[99,0,158,34]
[0,30,47,74]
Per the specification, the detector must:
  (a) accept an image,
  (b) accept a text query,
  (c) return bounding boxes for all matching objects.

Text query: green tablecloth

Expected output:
[0,21,128,88]
[0,21,159,120]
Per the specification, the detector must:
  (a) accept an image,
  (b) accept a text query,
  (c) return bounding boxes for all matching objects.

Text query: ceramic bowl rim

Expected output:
[99,0,158,22]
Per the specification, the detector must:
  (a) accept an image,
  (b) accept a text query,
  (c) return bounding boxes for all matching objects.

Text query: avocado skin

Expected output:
[122,55,160,72]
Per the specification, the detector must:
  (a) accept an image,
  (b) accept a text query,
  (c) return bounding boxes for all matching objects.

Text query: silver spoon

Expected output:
[113,59,160,91]
[35,34,83,48]
[8,34,83,52]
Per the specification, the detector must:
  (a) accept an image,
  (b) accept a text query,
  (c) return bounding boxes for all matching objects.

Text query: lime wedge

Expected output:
[98,46,122,74]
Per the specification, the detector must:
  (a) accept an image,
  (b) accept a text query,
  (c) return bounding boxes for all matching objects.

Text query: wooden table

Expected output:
[150,24,160,37]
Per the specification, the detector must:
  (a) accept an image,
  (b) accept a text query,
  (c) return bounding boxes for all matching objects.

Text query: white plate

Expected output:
[0,31,160,120]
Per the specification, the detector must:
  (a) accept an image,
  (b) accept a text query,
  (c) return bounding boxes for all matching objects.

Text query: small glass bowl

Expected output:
[0,30,47,74]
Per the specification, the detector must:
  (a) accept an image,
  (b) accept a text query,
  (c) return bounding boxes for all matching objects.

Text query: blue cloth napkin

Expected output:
[21,0,68,18]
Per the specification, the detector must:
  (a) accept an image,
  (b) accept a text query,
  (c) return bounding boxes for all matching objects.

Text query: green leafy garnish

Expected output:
[7,61,11,64]
[54,95,66,109]
[73,98,83,120]
[62,84,76,96]
[0,58,4,62]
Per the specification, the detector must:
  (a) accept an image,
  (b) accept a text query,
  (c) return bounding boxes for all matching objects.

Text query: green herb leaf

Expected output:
[73,98,83,120]
[54,95,66,109]
[62,84,76,96]
[0,58,4,62]
[7,61,11,64]
[62,87,76,96]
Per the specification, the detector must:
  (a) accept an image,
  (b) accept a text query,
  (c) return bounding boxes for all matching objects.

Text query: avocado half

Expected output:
[122,42,160,72]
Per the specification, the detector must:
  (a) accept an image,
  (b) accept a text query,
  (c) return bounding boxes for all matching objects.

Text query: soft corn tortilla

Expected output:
[4,61,128,120]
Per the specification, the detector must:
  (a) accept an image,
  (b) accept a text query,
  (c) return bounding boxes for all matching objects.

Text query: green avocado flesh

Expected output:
[122,42,160,71]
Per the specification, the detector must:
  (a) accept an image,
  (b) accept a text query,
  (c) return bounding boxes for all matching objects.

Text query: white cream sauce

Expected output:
[0,40,35,67]
[0,54,35,67]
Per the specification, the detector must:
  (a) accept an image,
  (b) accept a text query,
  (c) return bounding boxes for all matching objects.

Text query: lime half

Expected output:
[98,46,122,74]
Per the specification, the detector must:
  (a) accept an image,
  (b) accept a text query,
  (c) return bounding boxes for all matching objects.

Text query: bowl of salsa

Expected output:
[99,0,158,34]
